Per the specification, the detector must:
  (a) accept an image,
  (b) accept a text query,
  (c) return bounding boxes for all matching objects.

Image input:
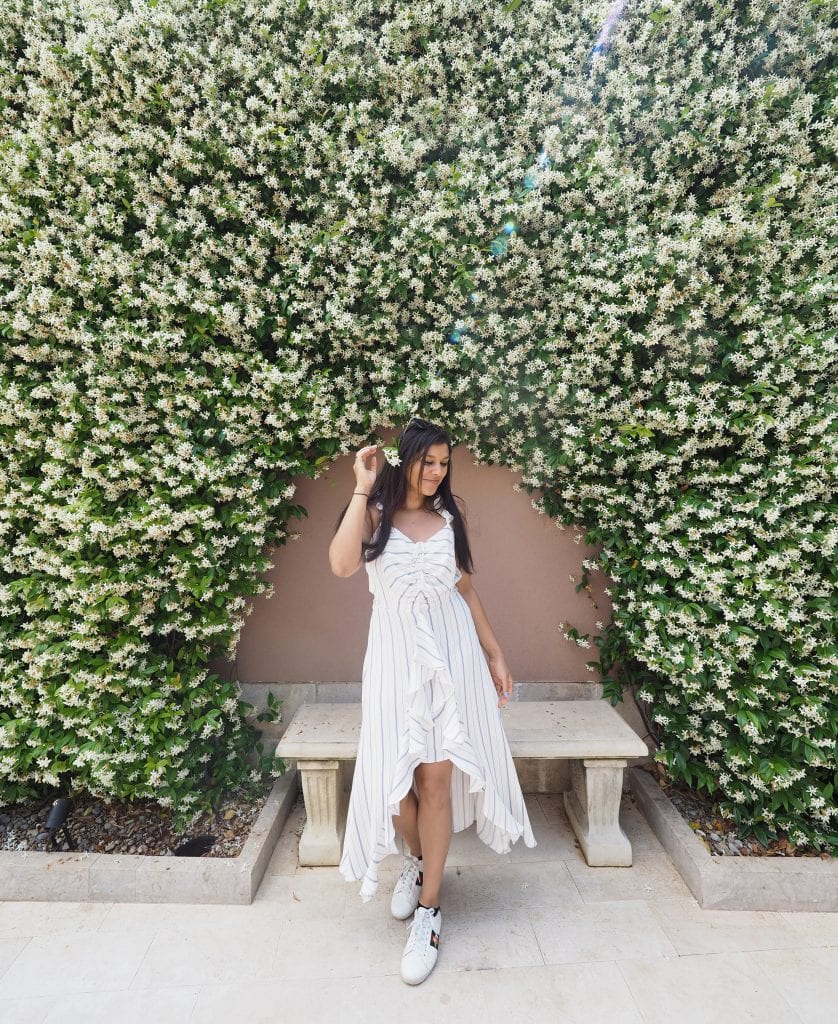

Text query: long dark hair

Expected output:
[335,417,474,572]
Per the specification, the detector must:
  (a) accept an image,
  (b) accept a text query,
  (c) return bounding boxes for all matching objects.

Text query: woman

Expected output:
[329,417,536,985]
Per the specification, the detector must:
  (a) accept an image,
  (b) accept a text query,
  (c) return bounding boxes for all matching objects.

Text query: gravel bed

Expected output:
[649,768,830,859]
[0,786,273,858]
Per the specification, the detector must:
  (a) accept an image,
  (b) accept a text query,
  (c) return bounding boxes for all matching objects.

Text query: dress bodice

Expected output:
[365,505,462,608]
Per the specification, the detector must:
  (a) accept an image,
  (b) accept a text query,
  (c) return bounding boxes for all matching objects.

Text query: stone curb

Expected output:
[0,770,299,905]
[629,767,838,912]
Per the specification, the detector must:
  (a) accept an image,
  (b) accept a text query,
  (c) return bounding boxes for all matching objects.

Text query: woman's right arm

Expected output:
[328,445,380,577]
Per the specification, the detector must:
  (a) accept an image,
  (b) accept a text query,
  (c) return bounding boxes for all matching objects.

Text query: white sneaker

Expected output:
[401,905,441,985]
[390,853,422,920]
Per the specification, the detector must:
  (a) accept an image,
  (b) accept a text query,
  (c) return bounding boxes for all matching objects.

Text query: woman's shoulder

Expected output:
[367,500,383,535]
[449,495,467,522]
[435,496,465,526]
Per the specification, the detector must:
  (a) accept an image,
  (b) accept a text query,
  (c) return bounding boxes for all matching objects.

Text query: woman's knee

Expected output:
[415,762,453,807]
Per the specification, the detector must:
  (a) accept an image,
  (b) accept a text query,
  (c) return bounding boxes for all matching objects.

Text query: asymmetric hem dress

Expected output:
[339,502,537,902]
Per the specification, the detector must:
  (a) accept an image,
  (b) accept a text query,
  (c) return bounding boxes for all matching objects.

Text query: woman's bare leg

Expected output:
[392,789,421,858]
[414,760,453,907]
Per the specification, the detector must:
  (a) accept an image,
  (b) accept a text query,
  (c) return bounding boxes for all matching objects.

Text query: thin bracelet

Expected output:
[353,492,370,497]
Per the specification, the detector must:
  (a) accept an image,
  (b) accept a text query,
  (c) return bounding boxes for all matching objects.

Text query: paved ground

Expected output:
[1,793,836,1023]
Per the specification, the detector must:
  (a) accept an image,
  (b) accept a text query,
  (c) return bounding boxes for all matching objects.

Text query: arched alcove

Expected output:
[219,444,613,689]
[212,439,649,783]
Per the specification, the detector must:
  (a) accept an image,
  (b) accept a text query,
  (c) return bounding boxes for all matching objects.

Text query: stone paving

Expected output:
[1,793,836,1023]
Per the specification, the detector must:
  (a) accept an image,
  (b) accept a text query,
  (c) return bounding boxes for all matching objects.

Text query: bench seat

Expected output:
[276,700,648,868]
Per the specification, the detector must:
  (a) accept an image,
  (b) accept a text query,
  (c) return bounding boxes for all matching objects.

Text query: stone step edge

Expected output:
[0,770,299,906]
[629,767,838,913]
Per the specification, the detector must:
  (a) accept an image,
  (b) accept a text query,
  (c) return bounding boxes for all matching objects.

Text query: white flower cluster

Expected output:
[0,0,834,845]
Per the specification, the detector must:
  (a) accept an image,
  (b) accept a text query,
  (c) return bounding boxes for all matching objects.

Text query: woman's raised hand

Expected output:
[353,445,380,493]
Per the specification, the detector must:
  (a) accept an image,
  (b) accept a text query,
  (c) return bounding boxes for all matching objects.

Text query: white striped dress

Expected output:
[339,504,537,901]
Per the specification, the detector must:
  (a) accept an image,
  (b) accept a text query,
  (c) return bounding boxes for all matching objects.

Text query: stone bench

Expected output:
[276,700,648,868]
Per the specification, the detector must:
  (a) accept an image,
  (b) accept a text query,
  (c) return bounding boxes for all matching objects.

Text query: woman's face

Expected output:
[406,442,450,498]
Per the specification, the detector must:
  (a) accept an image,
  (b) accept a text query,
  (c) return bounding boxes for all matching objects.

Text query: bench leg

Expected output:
[564,758,632,867]
[297,760,345,867]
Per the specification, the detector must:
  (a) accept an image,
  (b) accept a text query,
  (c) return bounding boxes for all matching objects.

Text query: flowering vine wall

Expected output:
[0,0,835,846]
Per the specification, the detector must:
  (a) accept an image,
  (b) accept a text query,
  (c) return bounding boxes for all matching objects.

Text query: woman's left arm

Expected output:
[456,571,513,707]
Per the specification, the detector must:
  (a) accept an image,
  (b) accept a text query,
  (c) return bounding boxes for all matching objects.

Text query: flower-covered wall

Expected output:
[0,0,835,846]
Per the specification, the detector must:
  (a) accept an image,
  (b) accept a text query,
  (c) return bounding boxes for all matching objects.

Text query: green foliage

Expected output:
[0,0,835,848]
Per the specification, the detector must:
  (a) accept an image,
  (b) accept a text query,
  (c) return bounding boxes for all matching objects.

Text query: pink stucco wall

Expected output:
[224,443,613,685]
